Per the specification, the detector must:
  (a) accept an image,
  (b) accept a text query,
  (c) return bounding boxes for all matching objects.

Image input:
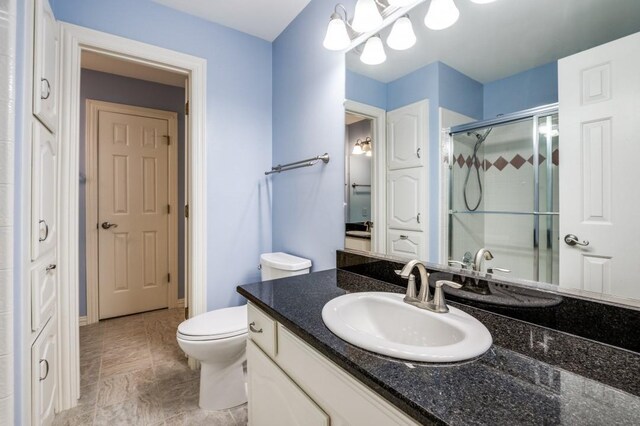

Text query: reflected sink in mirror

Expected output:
[322,292,492,363]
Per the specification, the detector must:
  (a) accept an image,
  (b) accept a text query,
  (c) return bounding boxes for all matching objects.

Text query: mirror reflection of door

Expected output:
[344,113,373,252]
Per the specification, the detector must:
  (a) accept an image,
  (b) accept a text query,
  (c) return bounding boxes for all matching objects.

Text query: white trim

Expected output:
[344,100,387,254]
[78,316,87,327]
[58,22,208,411]
[85,100,179,324]
[177,298,185,308]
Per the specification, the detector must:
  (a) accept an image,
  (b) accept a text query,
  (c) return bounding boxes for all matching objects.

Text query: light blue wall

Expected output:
[345,70,387,110]
[51,0,273,310]
[438,62,484,120]
[483,61,558,119]
[271,0,354,271]
[78,69,187,316]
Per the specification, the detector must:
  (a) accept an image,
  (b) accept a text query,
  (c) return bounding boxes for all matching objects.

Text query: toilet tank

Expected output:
[260,252,312,281]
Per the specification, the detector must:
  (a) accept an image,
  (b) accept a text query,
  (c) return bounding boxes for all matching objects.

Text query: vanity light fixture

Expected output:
[360,35,387,65]
[470,0,496,3]
[353,137,373,155]
[424,0,460,30]
[352,0,384,33]
[388,0,415,5]
[323,5,351,51]
[387,15,416,50]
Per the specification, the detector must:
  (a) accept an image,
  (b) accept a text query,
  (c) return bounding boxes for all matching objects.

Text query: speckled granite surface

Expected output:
[237,270,640,425]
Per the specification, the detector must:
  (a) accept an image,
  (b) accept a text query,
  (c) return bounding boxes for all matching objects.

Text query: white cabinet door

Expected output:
[387,168,425,231]
[31,122,57,261]
[31,255,57,332]
[387,101,428,170]
[31,318,56,426]
[387,230,425,260]
[247,341,329,426]
[558,32,640,299]
[33,0,58,133]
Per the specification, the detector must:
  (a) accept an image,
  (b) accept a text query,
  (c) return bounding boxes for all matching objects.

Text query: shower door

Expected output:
[448,106,559,284]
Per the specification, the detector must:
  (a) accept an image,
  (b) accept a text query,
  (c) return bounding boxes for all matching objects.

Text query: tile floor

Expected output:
[53,308,248,426]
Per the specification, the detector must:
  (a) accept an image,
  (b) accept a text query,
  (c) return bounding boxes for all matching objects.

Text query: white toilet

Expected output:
[176,252,311,411]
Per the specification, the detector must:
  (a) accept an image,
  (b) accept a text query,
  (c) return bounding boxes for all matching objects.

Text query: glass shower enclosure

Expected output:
[448,104,559,284]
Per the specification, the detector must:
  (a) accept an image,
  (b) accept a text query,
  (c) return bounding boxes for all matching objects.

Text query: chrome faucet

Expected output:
[396,260,461,313]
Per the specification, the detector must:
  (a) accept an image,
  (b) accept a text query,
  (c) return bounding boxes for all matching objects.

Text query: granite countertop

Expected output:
[237,269,640,425]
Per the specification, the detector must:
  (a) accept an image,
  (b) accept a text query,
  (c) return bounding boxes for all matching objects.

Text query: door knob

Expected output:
[101,222,118,230]
[564,234,589,247]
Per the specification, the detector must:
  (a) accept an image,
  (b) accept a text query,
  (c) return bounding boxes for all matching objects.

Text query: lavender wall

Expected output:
[78,69,186,316]
[51,0,273,310]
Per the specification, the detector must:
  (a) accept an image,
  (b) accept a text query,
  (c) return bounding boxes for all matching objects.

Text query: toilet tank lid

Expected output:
[178,304,247,338]
[260,252,312,271]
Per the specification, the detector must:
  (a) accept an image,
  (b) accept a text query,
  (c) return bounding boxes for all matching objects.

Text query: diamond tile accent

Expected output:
[510,154,526,169]
[527,154,546,165]
[474,158,482,170]
[484,160,492,171]
[552,149,559,166]
[457,154,465,168]
[493,156,508,171]
[465,156,473,168]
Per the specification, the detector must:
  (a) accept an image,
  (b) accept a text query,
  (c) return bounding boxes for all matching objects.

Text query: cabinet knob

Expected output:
[416,147,421,158]
[41,78,51,100]
[39,219,49,242]
[46,264,56,272]
[39,359,50,381]
[249,322,263,333]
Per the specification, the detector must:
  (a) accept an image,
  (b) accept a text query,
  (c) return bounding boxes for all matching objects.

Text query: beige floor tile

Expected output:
[96,367,156,407]
[164,409,235,426]
[229,404,248,425]
[94,393,164,426]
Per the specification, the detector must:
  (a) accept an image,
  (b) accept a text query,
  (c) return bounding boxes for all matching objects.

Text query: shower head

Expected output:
[467,128,493,145]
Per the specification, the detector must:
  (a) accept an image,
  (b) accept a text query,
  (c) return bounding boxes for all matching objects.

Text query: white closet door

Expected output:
[558,32,640,299]
[387,101,428,170]
[31,122,57,261]
[247,341,330,426]
[32,0,58,133]
[387,168,425,231]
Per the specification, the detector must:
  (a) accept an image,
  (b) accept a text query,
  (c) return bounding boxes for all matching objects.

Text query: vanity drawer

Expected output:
[31,254,57,332]
[247,303,277,358]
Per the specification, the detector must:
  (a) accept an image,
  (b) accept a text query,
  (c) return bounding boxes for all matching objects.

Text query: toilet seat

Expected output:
[177,305,248,341]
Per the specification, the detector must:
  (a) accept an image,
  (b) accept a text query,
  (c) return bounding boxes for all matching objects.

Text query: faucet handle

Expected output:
[396,270,417,300]
[448,260,468,269]
[431,280,463,313]
[487,267,511,275]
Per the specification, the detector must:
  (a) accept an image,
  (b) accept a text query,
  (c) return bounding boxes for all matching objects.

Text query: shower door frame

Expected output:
[447,103,559,282]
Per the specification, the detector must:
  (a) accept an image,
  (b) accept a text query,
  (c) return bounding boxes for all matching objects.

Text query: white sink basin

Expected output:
[322,292,492,362]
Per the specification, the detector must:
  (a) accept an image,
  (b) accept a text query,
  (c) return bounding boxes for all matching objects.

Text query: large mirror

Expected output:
[342,0,640,305]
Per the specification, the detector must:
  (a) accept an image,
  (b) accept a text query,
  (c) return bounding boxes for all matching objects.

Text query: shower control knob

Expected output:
[564,234,589,247]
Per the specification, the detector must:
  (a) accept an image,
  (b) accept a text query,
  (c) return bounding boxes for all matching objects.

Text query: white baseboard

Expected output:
[177,298,185,308]
[79,316,88,327]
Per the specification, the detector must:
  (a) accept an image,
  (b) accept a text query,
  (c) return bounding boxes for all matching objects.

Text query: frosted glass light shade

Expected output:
[323,15,351,50]
[387,16,416,50]
[424,0,459,30]
[352,0,383,33]
[366,150,372,157]
[388,0,415,6]
[352,143,364,155]
[360,36,387,65]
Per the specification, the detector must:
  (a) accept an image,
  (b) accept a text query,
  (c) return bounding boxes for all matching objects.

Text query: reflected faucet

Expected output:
[473,248,494,272]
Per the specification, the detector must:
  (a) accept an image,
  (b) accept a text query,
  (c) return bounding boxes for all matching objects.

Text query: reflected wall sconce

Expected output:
[353,137,373,155]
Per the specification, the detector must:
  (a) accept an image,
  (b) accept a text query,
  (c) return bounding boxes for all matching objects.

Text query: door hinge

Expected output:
[185,101,189,115]
[167,204,171,214]
[164,135,170,145]
[168,273,171,283]
[185,205,189,218]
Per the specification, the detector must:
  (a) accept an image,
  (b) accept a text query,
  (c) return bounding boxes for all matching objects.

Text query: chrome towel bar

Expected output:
[265,153,330,175]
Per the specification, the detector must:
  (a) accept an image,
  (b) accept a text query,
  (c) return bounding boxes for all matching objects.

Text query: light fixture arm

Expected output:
[333,4,351,27]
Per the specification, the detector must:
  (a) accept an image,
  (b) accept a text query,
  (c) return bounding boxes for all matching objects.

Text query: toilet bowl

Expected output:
[176,304,248,411]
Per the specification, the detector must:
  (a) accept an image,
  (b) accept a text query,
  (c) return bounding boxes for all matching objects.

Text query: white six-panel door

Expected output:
[98,110,171,318]
[558,32,640,300]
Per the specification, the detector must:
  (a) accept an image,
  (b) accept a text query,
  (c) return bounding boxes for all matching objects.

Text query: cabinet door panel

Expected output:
[33,0,58,133]
[32,318,56,426]
[387,230,426,260]
[387,101,428,170]
[387,168,424,231]
[31,122,57,260]
[247,341,329,426]
[31,255,57,332]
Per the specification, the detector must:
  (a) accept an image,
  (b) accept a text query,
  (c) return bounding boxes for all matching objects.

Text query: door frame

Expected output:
[85,100,179,323]
[344,100,386,253]
[57,22,208,411]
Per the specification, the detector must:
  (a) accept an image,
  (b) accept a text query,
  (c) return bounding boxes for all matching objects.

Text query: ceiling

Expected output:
[346,113,367,125]
[347,0,640,83]
[151,0,312,42]
[81,51,186,87]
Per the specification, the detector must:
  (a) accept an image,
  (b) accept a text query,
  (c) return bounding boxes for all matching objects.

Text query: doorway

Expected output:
[85,100,179,320]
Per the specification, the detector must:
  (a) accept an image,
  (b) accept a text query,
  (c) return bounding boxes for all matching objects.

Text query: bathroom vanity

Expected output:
[237,252,640,425]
